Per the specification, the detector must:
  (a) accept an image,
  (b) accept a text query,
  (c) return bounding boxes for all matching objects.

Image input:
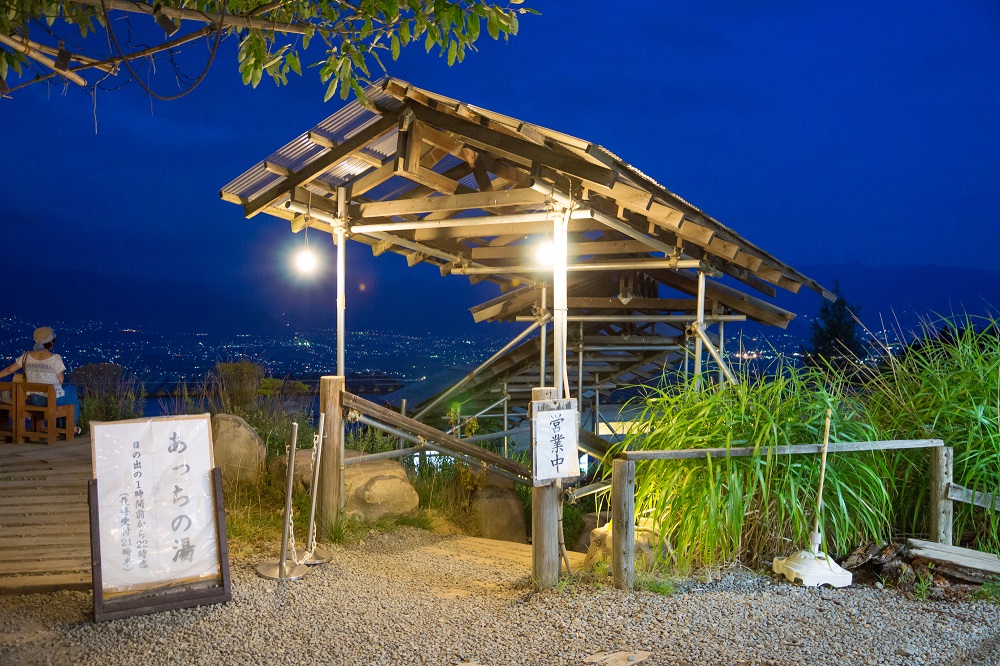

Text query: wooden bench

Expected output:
[0,381,15,442]
[14,382,75,444]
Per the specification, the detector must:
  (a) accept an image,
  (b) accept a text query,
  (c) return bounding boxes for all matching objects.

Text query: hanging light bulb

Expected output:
[294,209,319,273]
[295,247,317,272]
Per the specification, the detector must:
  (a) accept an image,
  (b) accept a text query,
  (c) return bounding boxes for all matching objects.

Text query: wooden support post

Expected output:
[318,376,345,529]
[531,386,560,590]
[929,446,954,545]
[612,458,636,590]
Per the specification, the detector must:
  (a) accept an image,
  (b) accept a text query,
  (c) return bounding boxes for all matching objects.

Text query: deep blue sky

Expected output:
[2,1,999,332]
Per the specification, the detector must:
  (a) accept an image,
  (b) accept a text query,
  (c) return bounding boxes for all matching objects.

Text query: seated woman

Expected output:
[0,326,81,434]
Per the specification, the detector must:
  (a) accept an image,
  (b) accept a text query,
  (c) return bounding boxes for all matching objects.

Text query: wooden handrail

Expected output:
[341,391,531,480]
[618,438,943,461]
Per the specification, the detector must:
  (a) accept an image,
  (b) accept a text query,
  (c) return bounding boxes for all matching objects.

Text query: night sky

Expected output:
[2,1,999,333]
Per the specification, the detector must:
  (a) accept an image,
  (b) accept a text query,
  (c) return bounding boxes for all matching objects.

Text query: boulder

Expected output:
[584,517,662,569]
[573,511,610,553]
[267,448,315,494]
[211,413,266,489]
[470,473,527,543]
[343,449,419,523]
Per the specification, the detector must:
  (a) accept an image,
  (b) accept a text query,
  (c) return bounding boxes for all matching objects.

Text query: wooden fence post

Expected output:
[929,446,954,545]
[612,458,636,590]
[318,376,345,530]
[531,387,560,590]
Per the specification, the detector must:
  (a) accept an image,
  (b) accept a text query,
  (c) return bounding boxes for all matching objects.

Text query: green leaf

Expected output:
[0,55,7,80]
[303,26,314,50]
[324,76,339,102]
[241,67,252,85]
[509,11,518,36]
[447,40,457,66]
[486,11,499,39]
[424,31,434,53]
[400,21,411,45]
[287,51,301,76]
[390,34,400,60]
[251,65,262,89]
[467,14,480,41]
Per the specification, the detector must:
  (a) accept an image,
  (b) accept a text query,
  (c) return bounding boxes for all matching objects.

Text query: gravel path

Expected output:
[2,528,998,666]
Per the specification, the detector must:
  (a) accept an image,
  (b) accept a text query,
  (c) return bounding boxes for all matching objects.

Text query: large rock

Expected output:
[573,511,610,553]
[343,449,419,522]
[267,448,315,494]
[584,517,662,569]
[470,473,527,543]
[211,413,266,489]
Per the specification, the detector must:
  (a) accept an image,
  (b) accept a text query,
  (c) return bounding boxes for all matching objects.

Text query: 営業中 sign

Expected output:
[532,401,580,485]
[90,414,230,620]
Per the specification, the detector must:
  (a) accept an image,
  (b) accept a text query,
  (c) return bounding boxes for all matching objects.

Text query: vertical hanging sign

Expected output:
[531,399,580,486]
[90,414,230,621]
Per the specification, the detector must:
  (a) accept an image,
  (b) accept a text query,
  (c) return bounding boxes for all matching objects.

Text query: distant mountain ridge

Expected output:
[9,261,999,338]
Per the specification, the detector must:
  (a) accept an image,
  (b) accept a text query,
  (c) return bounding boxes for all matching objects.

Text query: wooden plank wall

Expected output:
[0,439,92,593]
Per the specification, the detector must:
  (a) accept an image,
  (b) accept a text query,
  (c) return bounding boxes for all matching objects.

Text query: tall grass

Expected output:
[72,362,145,431]
[203,360,316,457]
[615,365,896,572]
[857,318,1000,552]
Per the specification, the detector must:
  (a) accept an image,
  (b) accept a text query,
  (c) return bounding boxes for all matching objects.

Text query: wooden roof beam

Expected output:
[351,187,546,219]
[408,103,618,189]
[243,112,400,218]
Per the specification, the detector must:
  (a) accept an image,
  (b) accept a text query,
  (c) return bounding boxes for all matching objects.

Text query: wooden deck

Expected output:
[0,438,92,594]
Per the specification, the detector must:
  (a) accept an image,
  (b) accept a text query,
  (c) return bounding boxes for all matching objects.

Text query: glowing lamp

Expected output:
[536,241,554,266]
[295,248,318,273]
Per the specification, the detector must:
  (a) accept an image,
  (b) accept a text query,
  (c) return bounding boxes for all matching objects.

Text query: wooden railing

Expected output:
[314,376,535,528]
[609,438,951,590]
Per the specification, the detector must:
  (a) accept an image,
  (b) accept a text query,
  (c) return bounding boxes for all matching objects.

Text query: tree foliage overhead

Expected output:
[807,280,866,366]
[0,1,533,100]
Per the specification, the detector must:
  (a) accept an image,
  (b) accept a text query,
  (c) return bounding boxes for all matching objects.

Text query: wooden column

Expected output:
[318,375,345,529]
[929,446,954,545]
[531,386,560,590]
[612,458,636,590]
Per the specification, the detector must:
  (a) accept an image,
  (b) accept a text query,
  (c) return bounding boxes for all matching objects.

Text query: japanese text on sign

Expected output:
[92,415,220,594]
[532,405,580,485]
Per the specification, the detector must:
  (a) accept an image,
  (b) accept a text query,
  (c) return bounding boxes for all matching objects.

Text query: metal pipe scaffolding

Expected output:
[414,316,550,421]
[336,187,347,376]
[553,207,569,399]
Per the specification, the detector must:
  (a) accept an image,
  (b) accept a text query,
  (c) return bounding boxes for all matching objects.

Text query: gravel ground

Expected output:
[2,528,998,666]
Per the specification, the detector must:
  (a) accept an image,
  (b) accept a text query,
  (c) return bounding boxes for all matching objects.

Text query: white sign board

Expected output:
[91,415,221,595]
[532,405,580,485]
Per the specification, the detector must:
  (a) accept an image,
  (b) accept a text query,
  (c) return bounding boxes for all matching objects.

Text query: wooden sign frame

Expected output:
[88,416,232,622]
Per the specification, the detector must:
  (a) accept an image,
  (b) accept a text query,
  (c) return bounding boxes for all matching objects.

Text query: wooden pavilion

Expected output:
[221,77,831,425]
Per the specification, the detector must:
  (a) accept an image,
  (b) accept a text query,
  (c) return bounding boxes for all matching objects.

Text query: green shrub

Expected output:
[857,318,1000,553]
[615,365,895,572]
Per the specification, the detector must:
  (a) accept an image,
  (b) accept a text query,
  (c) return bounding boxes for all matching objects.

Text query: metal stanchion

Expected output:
[256,422,310,581]
[302,412,332,565]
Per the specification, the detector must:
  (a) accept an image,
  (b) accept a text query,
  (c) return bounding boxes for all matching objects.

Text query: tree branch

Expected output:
[66,0,309,34]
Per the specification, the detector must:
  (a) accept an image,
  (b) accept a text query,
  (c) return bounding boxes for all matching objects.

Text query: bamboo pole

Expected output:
[611,458,636,590]
[693,269,706,390]
[0,34,87,86]
[717,321,726,386]
[317,376,345,527]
